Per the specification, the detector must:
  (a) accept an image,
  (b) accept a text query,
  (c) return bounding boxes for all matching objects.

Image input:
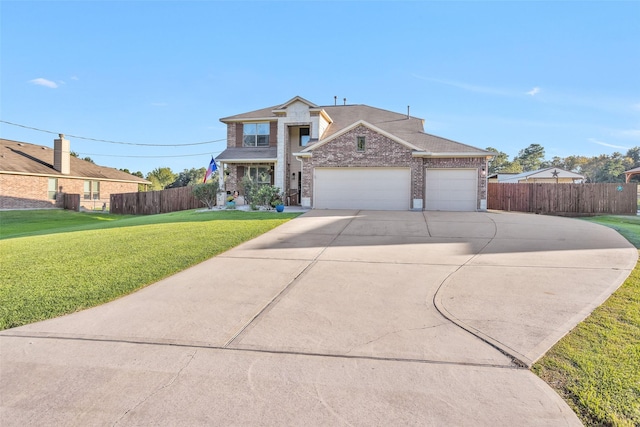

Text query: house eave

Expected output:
[412,152,494,159]
[0,170,151,184]
[217,158,277,164]
[219,117,276,124]
[292,152,312,158]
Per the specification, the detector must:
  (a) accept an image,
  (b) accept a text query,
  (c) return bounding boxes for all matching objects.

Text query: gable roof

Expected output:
[300,120,423,153]
[498,167,584,183]
[0,139,150,183]
[221,97,492,157]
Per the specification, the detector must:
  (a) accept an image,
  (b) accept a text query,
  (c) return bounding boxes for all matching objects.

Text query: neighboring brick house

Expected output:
[0,136,150,210]
[217,96,494,211]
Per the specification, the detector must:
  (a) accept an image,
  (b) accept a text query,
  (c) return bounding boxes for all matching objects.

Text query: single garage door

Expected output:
[314,168,411,210]
[425,169,477,211]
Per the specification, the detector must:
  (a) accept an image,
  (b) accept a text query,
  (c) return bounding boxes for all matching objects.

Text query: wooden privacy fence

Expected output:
[488,183,637,215]
[110,186,205,215]
[63,193,80,211]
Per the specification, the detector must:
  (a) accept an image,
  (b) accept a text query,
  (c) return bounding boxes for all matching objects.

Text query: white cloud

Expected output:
[70,76,79,81]
[29,78,58,88]
[526,87,540,96]
[588,138,630,150]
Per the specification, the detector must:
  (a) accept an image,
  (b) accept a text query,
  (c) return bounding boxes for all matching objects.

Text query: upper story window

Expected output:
[357,136,366,152]
[299,127,310,146]
[243,123,270,147]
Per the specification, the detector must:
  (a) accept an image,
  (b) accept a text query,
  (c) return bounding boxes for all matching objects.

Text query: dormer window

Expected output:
[243,123,270,147]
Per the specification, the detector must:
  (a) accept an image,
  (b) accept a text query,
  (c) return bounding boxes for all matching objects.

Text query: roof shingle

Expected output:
[0,139,150,183]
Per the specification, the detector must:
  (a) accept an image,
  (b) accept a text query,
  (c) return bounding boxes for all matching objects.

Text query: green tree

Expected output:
[192,181,220,209]
[486,147,511,174]
[146,167,176,190]
[500,159,524,173]
[625,147,640,168]
[594,152,626,183]
[514,143,545,172]
[170,167,207,188]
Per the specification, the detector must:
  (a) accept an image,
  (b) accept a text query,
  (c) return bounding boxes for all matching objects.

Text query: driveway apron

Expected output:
[1,210,636,426]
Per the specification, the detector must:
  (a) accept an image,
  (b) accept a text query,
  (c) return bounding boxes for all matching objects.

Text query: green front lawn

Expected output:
[0,209,300,330]
[533,215,640,426]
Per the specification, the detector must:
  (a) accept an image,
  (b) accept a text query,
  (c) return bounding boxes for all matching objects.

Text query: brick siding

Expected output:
[300,125,423,204]
[299,125,487,209]
[0,173,140,210]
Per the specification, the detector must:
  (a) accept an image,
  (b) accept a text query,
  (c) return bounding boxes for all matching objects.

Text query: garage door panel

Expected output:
[315,168,410,210]
[425,169,477,211]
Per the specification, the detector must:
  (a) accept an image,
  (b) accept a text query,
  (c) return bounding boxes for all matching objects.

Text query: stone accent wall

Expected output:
[300,125,423,206]
[0,173,140,210]
[424,157,487,208]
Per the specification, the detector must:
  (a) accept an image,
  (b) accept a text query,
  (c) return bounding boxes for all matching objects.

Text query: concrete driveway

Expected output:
[1,210,636,426]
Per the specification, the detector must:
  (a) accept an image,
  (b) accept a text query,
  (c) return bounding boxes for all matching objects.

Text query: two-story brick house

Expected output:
[217,96,493,211]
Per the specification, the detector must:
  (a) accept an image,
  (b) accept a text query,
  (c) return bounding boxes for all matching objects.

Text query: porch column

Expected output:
[218,161,225,190]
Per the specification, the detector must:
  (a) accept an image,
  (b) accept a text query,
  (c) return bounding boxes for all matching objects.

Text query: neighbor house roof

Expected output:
[497,167,584,183]
[0,139,150,183]
[221,98,493,158]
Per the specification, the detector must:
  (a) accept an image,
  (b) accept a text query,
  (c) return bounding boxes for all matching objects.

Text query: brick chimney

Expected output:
[54,134,70,175]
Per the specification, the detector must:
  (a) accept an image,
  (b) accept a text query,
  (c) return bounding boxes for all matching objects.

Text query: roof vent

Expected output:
[407,105,410,119]
[334,95,337,106]
[343,97,347,105]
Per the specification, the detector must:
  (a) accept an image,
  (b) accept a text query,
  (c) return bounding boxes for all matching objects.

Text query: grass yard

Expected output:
[533,215,640,427]
[0,209,301,330]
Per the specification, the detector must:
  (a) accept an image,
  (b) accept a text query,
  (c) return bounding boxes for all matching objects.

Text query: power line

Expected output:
[0,120,226,147]
[75,151,221,159]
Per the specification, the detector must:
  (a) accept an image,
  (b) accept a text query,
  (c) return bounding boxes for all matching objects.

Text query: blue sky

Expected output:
[1,1,639,175]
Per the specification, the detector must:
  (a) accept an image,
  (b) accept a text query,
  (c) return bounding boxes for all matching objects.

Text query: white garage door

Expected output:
[314,168,411,210]
[425,169,477,211]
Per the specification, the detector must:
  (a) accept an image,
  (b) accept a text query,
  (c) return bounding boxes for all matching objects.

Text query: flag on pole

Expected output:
[203,157,218,183]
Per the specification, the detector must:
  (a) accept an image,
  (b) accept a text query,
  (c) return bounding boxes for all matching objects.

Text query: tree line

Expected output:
[126,167,207,191]
[487,144,640,183]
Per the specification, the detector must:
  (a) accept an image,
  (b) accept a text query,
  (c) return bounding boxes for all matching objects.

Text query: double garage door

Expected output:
[314,168,411,210]
[313,167,477,211]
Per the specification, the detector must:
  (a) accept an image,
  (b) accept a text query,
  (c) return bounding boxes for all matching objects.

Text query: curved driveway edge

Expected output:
[1,210,635,426]
[431,211,637,367]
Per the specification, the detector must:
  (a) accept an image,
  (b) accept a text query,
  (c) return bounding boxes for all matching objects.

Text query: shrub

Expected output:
[191,181,219,209]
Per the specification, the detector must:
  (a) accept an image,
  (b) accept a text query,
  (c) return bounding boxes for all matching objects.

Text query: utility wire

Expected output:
[0,120,225,147]
[75,151,221,158]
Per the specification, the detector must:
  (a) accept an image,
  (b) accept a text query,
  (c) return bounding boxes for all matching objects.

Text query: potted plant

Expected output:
[270,192,285,212]
[225,194,236,209]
